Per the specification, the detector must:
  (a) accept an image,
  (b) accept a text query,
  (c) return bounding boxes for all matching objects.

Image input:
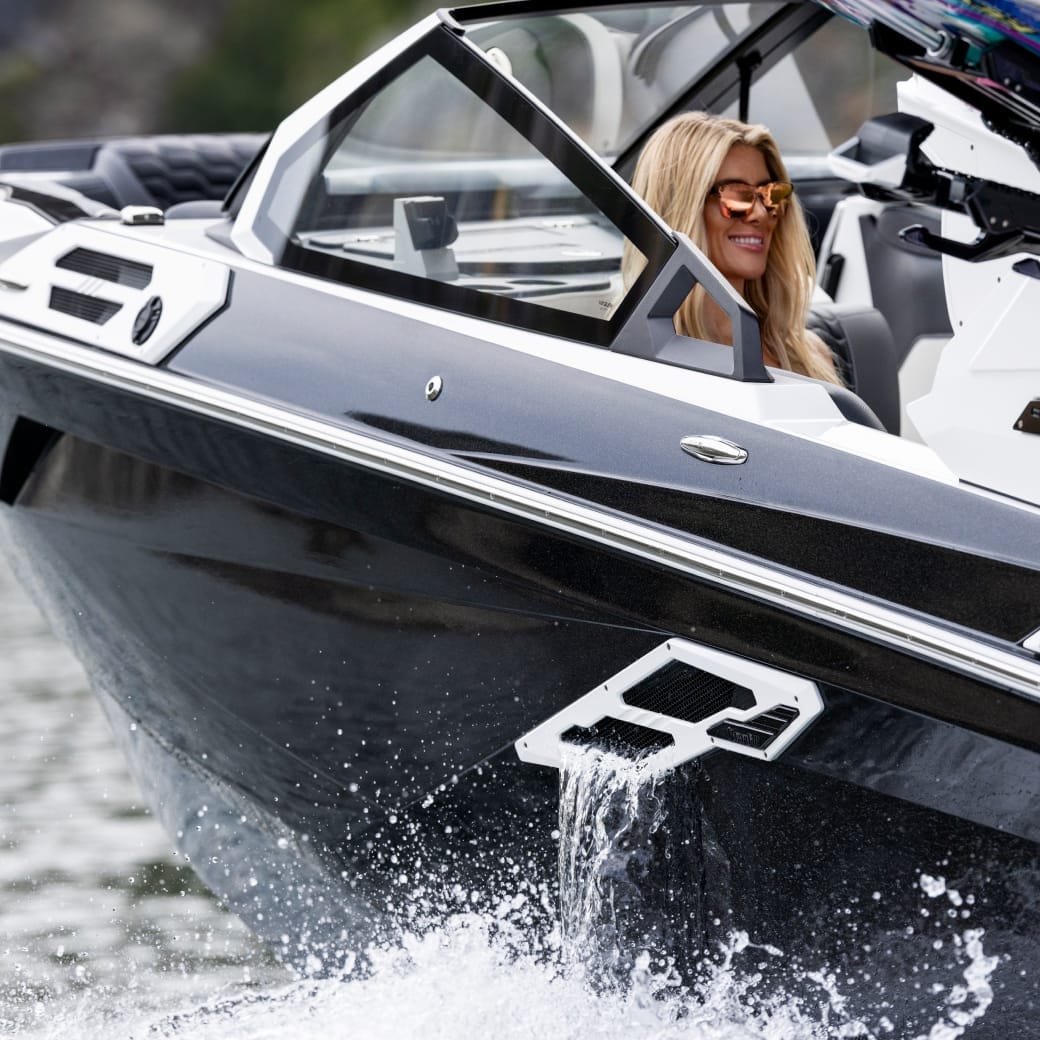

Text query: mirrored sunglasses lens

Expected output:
[718,188,755,219]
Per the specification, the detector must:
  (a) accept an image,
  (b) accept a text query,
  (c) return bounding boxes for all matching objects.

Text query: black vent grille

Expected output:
[708,705,800,750]
[49,286,122,324]
[561,717,674,758]
[56,247,153,289]
[621,660,755,724]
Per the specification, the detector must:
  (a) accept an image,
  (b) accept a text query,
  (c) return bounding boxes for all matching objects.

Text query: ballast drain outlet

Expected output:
[516,638,823,771]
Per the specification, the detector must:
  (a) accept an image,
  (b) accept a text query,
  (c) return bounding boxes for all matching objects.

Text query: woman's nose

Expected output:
[744,195,770,221]
[741,203,763,223]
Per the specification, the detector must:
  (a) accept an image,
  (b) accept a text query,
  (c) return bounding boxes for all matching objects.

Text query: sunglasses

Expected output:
[709,181,793,220]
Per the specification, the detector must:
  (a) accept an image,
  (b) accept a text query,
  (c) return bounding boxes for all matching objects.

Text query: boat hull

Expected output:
[1,347,1039,1032]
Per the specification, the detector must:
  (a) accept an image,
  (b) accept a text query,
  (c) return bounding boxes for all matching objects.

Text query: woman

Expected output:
[625,111,841,383]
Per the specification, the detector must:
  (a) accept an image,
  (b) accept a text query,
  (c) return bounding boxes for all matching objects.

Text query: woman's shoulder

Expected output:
[804,327,844,385]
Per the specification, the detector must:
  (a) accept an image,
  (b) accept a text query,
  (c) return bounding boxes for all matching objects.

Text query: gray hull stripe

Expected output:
[2,322,1039,703]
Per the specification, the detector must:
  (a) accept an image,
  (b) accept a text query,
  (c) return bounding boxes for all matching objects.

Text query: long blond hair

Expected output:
[624,111,839,383]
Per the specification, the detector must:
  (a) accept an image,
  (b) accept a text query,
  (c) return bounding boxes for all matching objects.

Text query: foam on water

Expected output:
[12,744,1006,1040]
[4,921,1006,1040]
[0,914,880,1040]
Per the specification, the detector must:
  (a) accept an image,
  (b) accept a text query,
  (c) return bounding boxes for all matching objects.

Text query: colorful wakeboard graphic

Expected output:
[818,0,1040,55]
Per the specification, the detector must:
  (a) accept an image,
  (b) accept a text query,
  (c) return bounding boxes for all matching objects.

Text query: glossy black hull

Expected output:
[2,348,1039,1034]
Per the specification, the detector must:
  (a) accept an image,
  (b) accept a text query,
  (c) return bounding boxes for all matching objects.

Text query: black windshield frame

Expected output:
[267,21,675,348]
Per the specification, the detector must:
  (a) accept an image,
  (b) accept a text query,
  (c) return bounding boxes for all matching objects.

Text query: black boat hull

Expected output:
[1,353,1039,1032]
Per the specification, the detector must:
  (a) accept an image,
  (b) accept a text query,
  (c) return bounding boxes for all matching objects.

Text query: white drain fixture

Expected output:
[516,638,824,771]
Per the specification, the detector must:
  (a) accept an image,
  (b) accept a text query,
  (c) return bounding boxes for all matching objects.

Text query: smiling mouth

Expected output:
[729,235,766,249]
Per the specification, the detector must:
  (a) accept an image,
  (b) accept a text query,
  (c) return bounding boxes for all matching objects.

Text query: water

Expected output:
[558,743,675,974]
[0,556,1003,1039]
[0,555,287,1033]
[555,746,1000,1040]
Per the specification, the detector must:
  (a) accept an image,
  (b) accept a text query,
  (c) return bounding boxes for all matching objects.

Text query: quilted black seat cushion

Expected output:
[94,133,266,209]
[0,132,266,211]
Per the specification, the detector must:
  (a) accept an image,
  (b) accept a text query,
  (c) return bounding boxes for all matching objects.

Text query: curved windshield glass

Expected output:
[465,3,906,179]
[467,4,783,156]
[271,53,647,328]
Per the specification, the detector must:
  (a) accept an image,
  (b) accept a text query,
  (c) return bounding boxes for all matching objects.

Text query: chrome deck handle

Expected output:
[680,435,748,465]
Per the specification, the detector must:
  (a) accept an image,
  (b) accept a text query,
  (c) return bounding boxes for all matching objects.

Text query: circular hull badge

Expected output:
[132,295,163,345]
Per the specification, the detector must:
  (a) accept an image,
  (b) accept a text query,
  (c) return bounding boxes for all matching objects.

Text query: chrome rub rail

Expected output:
[2,323,1039,703]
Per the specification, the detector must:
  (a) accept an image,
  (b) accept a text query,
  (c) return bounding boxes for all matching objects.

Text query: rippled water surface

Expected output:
[0,555,288,1035]
[0,555,1004,1039]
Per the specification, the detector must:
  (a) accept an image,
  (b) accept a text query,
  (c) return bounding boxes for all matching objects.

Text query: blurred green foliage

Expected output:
[163,0,429,132]
[0,51,41,143]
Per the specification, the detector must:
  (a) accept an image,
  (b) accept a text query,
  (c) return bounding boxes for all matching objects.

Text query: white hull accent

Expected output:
[0,221,229,364]
[515,638,824,771]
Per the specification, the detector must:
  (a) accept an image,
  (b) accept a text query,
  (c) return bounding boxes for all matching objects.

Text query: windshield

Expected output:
[466,4,783,157]
[461,2,908,175]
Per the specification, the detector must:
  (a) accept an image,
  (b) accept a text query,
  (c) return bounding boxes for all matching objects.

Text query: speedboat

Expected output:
[0,0,1038,1030]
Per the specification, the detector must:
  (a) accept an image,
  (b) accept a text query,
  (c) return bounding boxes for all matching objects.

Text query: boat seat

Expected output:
[808,301,901,435]
[0,133,265,212]
[816,192,953,436]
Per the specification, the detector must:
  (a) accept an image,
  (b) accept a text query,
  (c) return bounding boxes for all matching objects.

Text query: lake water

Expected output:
[0,555,1002,1039]
[0,553,291,1034]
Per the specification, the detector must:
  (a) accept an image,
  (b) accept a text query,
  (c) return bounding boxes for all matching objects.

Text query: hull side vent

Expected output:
[0,223,231,363]
[561,717,675,757]
[621,659,755,723]
[707,705,799,751]
[49,285,121,324]
[56,247,153,289]
[516,638,824,772]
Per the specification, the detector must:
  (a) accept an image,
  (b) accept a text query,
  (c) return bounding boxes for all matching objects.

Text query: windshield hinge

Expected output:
[736,50,762,124]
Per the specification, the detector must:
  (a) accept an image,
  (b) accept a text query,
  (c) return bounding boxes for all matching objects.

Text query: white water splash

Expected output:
[9,905,1008,1040]
[3,913,859,1040]
[551,746,1005,1040]
[2,824,1007,1040]
[912,873,998,1039]
[557,744,667,970]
